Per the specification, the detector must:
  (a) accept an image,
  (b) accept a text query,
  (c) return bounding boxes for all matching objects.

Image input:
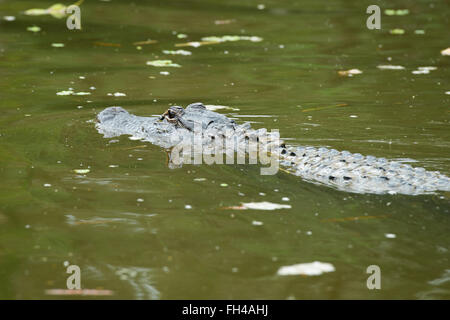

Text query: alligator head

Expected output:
[96,102,240,149]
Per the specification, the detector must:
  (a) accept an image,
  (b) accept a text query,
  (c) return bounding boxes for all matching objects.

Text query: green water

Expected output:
[0,0,449,299]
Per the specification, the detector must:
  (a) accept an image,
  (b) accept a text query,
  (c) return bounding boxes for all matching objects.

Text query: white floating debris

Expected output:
[241,201,291,210]
[3,16,16,21]
[277,261,335,276]
[162,49,192,56]
[252,220,264,226]
[441,48,450,56]
[185,205,192,209]
[350,115,358,118]
[446,91,450,95]
[90,86,96,90]
[160,71,170,75]
[385,233,396,239]
[73,92,91,96]
[56,90,74,96]
[194,178,206,181]
[204,105,240,111]
[51,43,65,48]
[257,4,266,10]
[113,92,126,97]
[43,183,52,187]
[109,165,119,168]
[281,197,290,201]
[146,60,181,67]
[338,69,362,77]
[136,198,144,203]
[73,169,90,174]
[220,183,228,187]
[377,65,405,70]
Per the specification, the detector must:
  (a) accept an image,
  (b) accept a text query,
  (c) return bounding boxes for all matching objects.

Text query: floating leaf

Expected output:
[146,60,181,67]
[224,201,291,210]
[27,26,41,33]
[162,49,192,56]
[73,169,90,174]
[46,289,113,296]
[201,35,263,43]
[385,9,409,16]
[25,4,67,19]
[214,19,235,25]
[277,261,335,276]
[338,69,362,77]
[377,65,405,70]
[389,28,405,35]
[204,104,240,111]
[133,39,158,46]
[56,90,74,96]
[441,48,450,56]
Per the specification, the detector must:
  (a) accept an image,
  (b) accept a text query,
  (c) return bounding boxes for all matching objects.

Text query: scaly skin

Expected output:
[96,103,450,195]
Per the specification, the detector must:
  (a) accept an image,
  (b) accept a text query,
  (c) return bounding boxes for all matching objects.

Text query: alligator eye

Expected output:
[168,110,175,118]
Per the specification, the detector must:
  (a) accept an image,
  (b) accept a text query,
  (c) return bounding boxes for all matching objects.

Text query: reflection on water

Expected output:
[0,0,449,299]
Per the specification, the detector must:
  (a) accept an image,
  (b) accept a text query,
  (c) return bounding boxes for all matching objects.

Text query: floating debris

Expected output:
[441,48,450,56]
[377,65,405,70]
[414,30,425,35]
[24,3,68,19]
[281,197,290,201]
[27,26,41,33]
[3,16,16,21]
[412,66,437,75]
[185,205,192,209]
[252,220,264,226]
[385,233,397,239]
[204,105,240,111]
[338,69,362,77]
[133,39,157,46]
[146,60,181,67]
[277,261,335,276]
[194,178,206,181]
[46,289,113,296]
[177,34,188,39]
[214,19,235,25]
[56,90,74,96]
[385,9,409,16]
[225,201,291,210]
[257,4,266,10]
[389,29,405,35]
[160,71,170,75]
[113,92,126,97]
[201,35,263,43]
[220,183,228,187]
[162,49,192,56]
[73,169,90,174]
[43,183,52,187]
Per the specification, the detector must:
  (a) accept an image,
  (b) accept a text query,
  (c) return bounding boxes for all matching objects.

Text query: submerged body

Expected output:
[96,103,450,195]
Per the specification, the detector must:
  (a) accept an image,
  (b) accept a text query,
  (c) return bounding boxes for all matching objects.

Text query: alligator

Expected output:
[96,102,450,195]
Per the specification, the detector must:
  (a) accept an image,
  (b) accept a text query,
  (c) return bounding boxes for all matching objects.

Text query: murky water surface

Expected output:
[0,0,449,299]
